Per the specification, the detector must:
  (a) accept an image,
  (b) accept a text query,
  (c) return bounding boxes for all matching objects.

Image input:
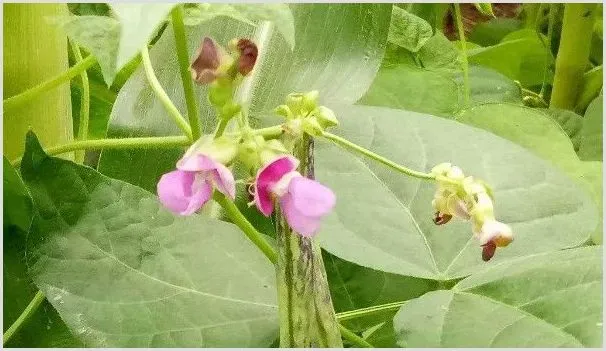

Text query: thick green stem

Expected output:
[3,291,46,345]
[550,4,597,110]
[213,193,278,263]
[11,136,190,167]
[3,3,76,162]
[453,3,470,107]
[171,5,201,140]
[70,41,90,164]
[140,46,193,139]
[275,136,343,347]
[213,118,230,139]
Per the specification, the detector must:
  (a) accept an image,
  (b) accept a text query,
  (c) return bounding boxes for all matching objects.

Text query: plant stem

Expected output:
[540,3,558,98]
[140,45,193,140]
[213,193,278,264]
[453,3,470,107]
[3,55,96,112]
[550,3,597,110]
[575,65,603,113]
[322,131,436,181]
[336,301,406,321]
[213,118,230,139]
[338,324,374,348]
[3,291,46,345]
[11,136,190,167]
[171,5,200,140]
[70,41,90,164]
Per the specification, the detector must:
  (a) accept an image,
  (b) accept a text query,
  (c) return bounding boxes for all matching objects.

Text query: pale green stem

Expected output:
[3,55,96,111]
[550,4,597,110]
[338,324,374,348]
[453,4,470,107]
[70,41,90,164]
[541,3,558,98]
[11,136,190,167]
[336,301,406,321]
[3,291,46,345]
[322,131,436,181]
[214,118,230,139]
[140,45,193,140]
[171,5,200,140]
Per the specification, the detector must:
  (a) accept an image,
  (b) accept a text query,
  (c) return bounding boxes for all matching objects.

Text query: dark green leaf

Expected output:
[394,247,602,347]
[3,157,32,232]
[540,108,583,151]
[20,132,279,347]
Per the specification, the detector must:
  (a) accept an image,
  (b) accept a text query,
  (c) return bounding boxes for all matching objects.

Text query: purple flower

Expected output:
[253,155,336,237]
[157,153,235,215]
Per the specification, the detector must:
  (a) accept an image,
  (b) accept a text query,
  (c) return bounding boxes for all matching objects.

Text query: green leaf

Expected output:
[184,3,295,50]
[98,3,392,192]
[468,18,523,46]
[20,132,279,347]
[417,32,460,70]
[3,157,32,232]
[578,96,603,161]
[540,108,584,151]
[405,3,449,30]
[62,4,174,85]
[359,59,521,117]
[314,104,597,280]
[393,247,602,347]
[387,6,433,53]
[456,103,602,245]
[361,320,398,347]
[468,29,554,87]
[4,224,84,347]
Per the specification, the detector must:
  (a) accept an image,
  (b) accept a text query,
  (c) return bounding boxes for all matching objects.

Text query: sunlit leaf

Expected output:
[314,104,597,280]
[578,95,603,161]
[20,132,278,347]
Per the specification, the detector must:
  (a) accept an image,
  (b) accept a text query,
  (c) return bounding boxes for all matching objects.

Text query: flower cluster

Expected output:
[157,37,339,237]
[157,137,336,237]
[430,163,513,261]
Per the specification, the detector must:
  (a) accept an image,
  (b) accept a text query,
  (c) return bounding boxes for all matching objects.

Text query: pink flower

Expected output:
[254,155,336,237]
[157,153,235,215]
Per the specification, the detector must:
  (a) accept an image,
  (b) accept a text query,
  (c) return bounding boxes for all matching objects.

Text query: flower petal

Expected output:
[190,37,220,84]
[210,162,236,199]
[280,192,323,237]
[177,153,218,172]
[286,176,336,218]
[157,170,212,215]
[254,155,299,216]
[478,220,513,246]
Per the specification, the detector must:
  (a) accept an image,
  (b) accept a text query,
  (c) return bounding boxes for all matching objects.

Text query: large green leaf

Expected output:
[387,6,432,52]
[468,18,523,47]
[456,103,602,244]
[20,133,278,347]
[393,246,602,347]
[98,3,392,191]
[578,96,603,161]
[314,104,597,280]
[468,29,553,87]
[540,108,583,152]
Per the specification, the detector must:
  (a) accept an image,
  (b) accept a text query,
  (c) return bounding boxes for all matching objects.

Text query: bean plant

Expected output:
[3,2,603,348]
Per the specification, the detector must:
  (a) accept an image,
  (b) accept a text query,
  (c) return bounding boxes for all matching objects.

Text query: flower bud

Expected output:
[302,117,324,137]
[183,135,238,166]
[313,106,339,129]
[301,90,319,113]
[275,104,294,120]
